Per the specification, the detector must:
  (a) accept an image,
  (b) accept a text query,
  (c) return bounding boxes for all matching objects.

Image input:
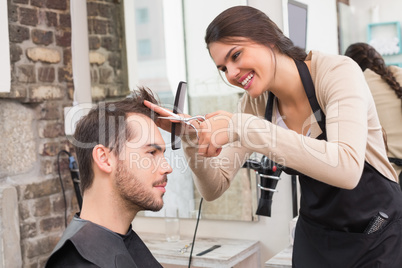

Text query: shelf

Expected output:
[140,232,261,268]
[387,62,402,67]
[367,21,402,56]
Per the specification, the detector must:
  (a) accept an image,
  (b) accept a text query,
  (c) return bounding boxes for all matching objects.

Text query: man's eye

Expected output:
[148,150,156,155]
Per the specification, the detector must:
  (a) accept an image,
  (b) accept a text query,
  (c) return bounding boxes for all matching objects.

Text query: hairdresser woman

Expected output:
[145,6,402,267]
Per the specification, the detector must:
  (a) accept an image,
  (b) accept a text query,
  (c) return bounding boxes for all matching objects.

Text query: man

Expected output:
[46,87,171,267]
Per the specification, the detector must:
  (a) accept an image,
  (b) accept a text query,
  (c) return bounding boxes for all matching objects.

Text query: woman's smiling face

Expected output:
[209,38,276,98]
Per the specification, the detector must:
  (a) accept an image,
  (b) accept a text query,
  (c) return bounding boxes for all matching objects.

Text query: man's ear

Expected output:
[92,145,113,174]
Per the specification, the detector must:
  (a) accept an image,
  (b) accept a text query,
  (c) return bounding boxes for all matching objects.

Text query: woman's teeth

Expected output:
[242,73,254,86]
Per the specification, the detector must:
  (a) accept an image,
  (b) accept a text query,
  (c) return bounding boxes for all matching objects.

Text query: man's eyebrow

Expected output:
[147,144,166,153]
[216,46,237,69]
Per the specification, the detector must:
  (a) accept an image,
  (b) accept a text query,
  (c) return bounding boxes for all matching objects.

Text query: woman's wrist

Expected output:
[229,113,242,143]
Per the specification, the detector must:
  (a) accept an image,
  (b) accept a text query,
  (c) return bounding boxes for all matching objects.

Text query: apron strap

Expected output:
[389,157,402,167]
[264,59,326,134]
[294,60,326,133]
[264,91,275,122]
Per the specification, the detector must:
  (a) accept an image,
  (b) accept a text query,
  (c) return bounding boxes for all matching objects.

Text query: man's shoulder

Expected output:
[45,239,97,268]
[45,218,162,268]
[45,217,95,267]
[46,218,139,268]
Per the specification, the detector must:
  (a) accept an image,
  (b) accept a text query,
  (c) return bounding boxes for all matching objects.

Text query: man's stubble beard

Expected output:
[115,160,164,212]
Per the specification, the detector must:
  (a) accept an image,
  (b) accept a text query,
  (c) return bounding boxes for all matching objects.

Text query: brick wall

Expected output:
[0,0,128,267]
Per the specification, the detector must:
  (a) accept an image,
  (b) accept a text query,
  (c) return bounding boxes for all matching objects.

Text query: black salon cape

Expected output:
[45,215,162,268]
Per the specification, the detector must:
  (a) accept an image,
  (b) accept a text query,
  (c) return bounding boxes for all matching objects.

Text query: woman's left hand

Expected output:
[198,110,234,157]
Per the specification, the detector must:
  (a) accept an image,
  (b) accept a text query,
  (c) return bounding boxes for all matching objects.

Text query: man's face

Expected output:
[114,114,172,212]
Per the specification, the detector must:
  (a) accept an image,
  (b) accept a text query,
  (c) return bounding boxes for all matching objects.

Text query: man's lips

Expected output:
[154,181,167,193]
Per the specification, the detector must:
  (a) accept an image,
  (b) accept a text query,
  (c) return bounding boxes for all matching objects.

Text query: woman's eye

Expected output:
[221,67,227,73]
[232,51,240,60]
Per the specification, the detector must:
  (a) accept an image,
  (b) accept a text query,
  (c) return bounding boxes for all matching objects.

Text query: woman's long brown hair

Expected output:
[205,6,307,61]
[345,42,402,102]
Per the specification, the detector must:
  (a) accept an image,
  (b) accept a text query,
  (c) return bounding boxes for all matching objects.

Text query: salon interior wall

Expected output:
[133,0,339,264]
[184,0,247,117]
[340,0,402,63]
[292,0,338,54]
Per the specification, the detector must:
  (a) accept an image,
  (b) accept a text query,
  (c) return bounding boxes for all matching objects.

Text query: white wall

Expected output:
[0,1,10,93]
[184,0,247,97]
[163,0,187,98]
[344,0,402,63]
[293,0,338,54]
[249,0,284,30]
[133,0,340,264]
[348,0,402,42]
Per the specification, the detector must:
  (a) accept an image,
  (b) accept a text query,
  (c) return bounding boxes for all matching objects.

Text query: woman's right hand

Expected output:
[143,100,201,137]
[197,110,233,157]
[143,100,179,133]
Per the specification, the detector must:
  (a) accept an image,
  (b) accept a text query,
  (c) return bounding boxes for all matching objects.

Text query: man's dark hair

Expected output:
[73,87,160,195]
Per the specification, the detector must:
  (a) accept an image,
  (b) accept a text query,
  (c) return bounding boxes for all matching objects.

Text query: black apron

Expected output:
[265,60,402,268]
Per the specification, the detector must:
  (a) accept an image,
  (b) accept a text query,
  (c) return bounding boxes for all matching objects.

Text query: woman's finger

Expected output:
[206,143,221,157]
[144,100,174,117]
[205,111,220,119]
[197,122,209,155]
[205,110,232,120]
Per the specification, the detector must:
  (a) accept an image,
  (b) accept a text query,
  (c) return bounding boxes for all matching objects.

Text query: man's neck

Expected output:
[79,182,138,235]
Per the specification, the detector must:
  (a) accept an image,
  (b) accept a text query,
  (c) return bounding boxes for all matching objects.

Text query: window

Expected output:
[137,39,151,57]
[136,8,149,24]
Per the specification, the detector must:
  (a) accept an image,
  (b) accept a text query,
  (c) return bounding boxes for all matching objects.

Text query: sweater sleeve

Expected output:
[182,137,254,201]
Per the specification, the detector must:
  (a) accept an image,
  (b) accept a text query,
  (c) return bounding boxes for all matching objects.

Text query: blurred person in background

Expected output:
[345,42,402,184]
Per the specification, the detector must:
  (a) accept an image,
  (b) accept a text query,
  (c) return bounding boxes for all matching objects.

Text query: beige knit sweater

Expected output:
[183,51,398,201]
[364,66,402,177]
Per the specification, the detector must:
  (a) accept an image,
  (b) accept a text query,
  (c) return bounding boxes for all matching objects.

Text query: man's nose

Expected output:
[162,157,173,174]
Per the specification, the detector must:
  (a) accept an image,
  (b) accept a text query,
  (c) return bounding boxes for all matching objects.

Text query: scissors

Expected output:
[157,107,206,139]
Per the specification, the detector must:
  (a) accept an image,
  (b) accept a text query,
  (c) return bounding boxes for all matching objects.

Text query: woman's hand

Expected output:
[198,110,234,157]
[144,100,177,132]
[143,100,200,136]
